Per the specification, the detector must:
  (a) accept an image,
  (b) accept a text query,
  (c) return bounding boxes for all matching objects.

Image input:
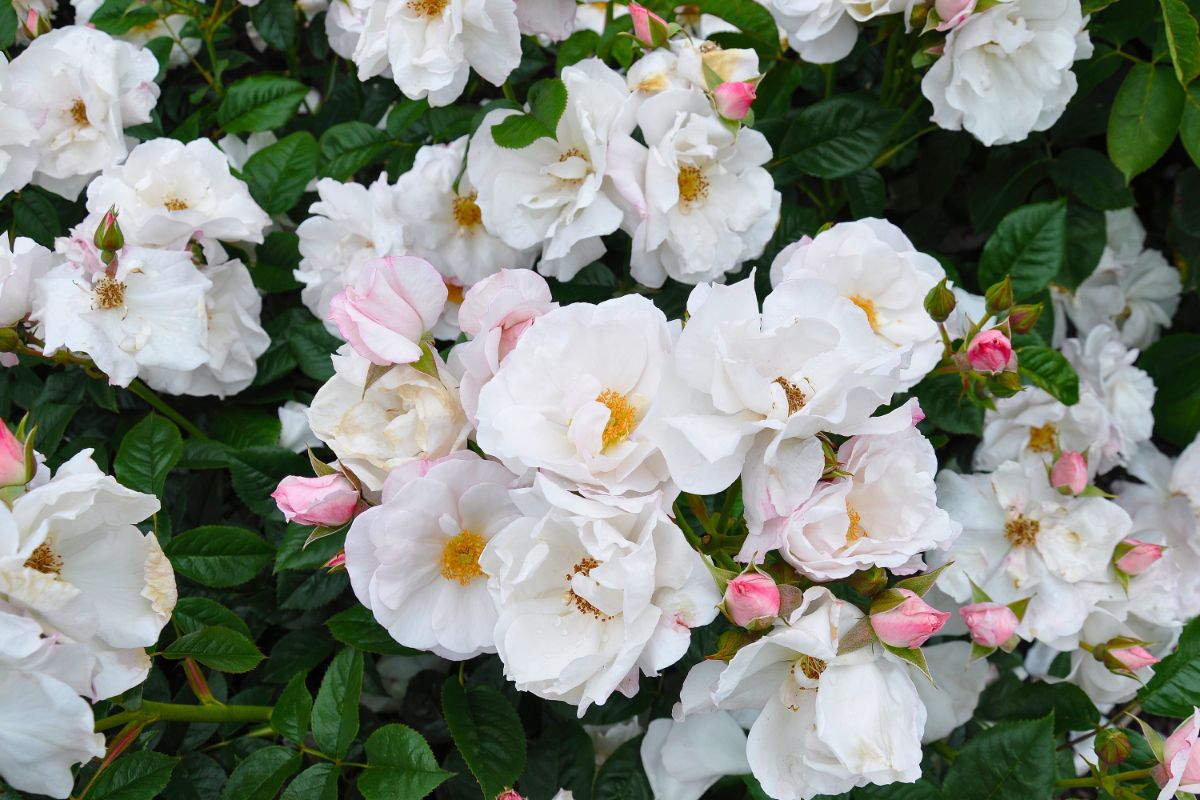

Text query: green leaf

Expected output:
[164,526,275,588]
[271,672,313,745]
[212,409,282,450]
[0,2,16,50]
[521,723,595,800]
[1161,0,1200,86]
[977,200,1068,301]
[1107,63,1186,182]
[357,724,453,800]
[913,373,984,437]
[387,99,430,138]
[1061,203,1107,290]
[778,96,895,179]
[1049,149,1134,211]
[528,79,568,134]
[326,605,420,656]
[218,75,308,134]
[242,131,319,215]
[114,413,183,498]
[249,0,297,52]
[11,188,60,247]
[90,752,179,800]
[172,597,251,638]
[280,764,338,800]
[592,738,652,800]
[220,746,301,800]
[441,678,527,798]
[227,446,308,517]
[696,0,780,55]
[491,112,556,149]
[320,121,392,181]
[311,647,364,759]
[162,626,266,673]
[977,674,1100,733]
[1018,346,1080,406]
[253,231,303,294]
[941,716,1057,800]
[1139,334,1200,447]
[1181,85,1200,169]
[86,0,158,34]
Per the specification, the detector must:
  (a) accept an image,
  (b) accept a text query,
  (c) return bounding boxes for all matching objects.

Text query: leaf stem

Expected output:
[94,701,272,732]
[1053,766,1153,790]
[126,379,209,440]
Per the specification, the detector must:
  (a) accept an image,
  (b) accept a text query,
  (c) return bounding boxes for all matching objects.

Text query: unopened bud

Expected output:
[93,206,124,257]
[847,566,888,598]
[0,328,20,353]
[1114,538,1164,576]
[495,791,524,800]
[1095,729,1131,767]
[1007,302,1043,334]
[1093,637,1160,676]
[629,2,670,48]
[987,370,1022,398]
[923,278,956,323]
[984,275,1014,315]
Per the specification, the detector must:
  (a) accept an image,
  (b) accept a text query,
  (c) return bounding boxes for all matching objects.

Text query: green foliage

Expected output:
[311,648,364,760]
[164,526,276,587]
[89,752,179,800]
[162,626,267,673]
[1140,616,1200,717]
[977,201,1068,301]
[941,716,1057,800]
[442,678,527,798]
[1108,63,1186,181]
[1139,334,1200,446]
[357,725,454,799]
[114,413,182,497]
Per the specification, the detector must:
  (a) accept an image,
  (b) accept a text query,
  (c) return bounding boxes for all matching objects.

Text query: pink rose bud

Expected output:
[1115,538,1164,575]
[870,589,950,648]
[713,81,756,121]
[1109,644,1159,671]
[629,2,668,47]
[1050,451,1088,495]
[327,255,447,366]
[271,474,359,527]
[324,550,347,571]
[910,402,926,426]
[495,792,524,800]
[935,0,976,29]
[0,423,25,487]
[960,602,1020,649]
[724,571,781,627]
[966,329,1014,374]
[1155,712,1200,794]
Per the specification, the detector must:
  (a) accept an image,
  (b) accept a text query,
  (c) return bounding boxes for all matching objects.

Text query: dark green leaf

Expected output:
[1107,63,1186,182]
[227,447,308,517]
[1050,149,1134,211]
[1061,203,1107,290]
[320,122,392,181]
[90,752,178,800]
[12,189,60,248]
[173,597,251,638]
[977,674,1100,733]
[697,0,780,55]
[249,0,297,52]
[1139,334,1200,447]
[0,2,16,50]
[311,647,364,759]
[358,724,453,800]
[491,113,556,149]
[1018,346,1080,405]
[326,605,420,656]
[242,131,320,216]
[522,722,595,800]
[387,99,431,138]
[779,96,895,179]
[528,79,568,133]
[1181,84,1200,168]
[941,716,1056,800]
[220,746,301,800]
[114,413,182,497]
[913,375,984,437]
[592,737,651,800]
[162,626,266,673]
[218,75,308,134]
[280,764,338,800]
[271,672,313,745]
[442,678,527,798]
[1162,0,1200,86]
[977,200,1068,300]
[253,231,303,294]
[164,526,275,588]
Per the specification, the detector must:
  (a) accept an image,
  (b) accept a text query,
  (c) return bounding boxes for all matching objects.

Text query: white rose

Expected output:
[916,641,993,742]
[763,0,857,63]
[0,234,52,327]
[278,401,323,453]
[0,55,38,199]
[307,345,470,492]
[640,712,750,800]
[921,0,1092,145]
[974,387,1110,474]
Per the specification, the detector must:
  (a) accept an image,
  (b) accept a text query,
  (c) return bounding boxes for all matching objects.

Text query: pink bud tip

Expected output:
[1050,451,1088,495]
[959,602,1019,649]
[1115,538,1165,576]
[271,474,359,527]
[628,2,667,47]
[1110,644,1159,672]
[966,329,1014,374]
[0,423,26,488]
[724,571,781,627]
[713,81,756,121]
[870,589,950,648]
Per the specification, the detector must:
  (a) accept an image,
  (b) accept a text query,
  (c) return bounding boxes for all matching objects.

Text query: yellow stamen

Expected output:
[1005,514,1040,547]
[565,557,612,620]
[445,282,464,305]
[845,505,868,543]
[597,389,636,450]
[406,0,447,15]
[1027,423,1058,454]
[69,98,88,126]
[163,196,189,211]
[24,542,62,575]
[91,275,126,310]
[849,294,880,332]
[773,376,807,416]
[451,193,482,229]
[797,654,826,681]
[677,165,709,205]
[439,530,486,585]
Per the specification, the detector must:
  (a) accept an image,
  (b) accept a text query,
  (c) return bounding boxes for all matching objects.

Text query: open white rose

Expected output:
[915,640,993,742]
[307,345,470,492]
[468,58,633,281]
[974,387,1110,474]
[0,55,38,200]
[764,0,857,63]
[480,476,720,713]
[770,219,944,389]
[5,26,159,199]
[475,294,675,496]
[35,248,212,388]
[0,234,51,328]
[921,0,1092,145]
[641,712,750,800]
[610,87,780,288]
[345,452,520,660]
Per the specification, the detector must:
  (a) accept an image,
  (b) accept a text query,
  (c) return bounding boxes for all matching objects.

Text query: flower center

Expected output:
[439,529,486,585]
[92,275,126,310]
[677,165,709,205]
[407,0,447,15]
[163,196,189,211]
[451,193,482,229]
[1005,513,1040,547]
[596,389,636,450]
[773,376,807,416]
[556,148,587,186]
[445,281,464,305]
[1027,423,1058,454]
[69,98,88,126]
[849,294,880,333]
[845,504,868,543]
[24,542,62,575]
[797,654,826,681]
[565,557,612,620]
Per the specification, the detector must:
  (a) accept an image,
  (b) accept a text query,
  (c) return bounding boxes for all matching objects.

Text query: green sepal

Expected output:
[836,617,875,657]
[892,562,953,598]
[882,642,935,685]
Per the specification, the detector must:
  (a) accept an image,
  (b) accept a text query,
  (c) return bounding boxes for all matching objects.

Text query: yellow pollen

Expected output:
[406,0,447,15]
[850,294,880,332]
[1005,514,1040,547]
[451,193,482,228]
[565,557,612,620]
[845,505,868,543]
[163,196,189,211]
[445,282,464,305]
[597,389,636,450]
[439,530,486,585]
[773,376,807,416]
[24,543,62,576]
[677,165,709,205]
[91,275,126,310]
[798,654,826,681]
[1027,423,1058,454]
[69,98,88,126]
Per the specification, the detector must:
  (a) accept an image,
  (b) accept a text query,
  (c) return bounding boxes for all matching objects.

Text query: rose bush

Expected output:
[0,0,1198,797]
